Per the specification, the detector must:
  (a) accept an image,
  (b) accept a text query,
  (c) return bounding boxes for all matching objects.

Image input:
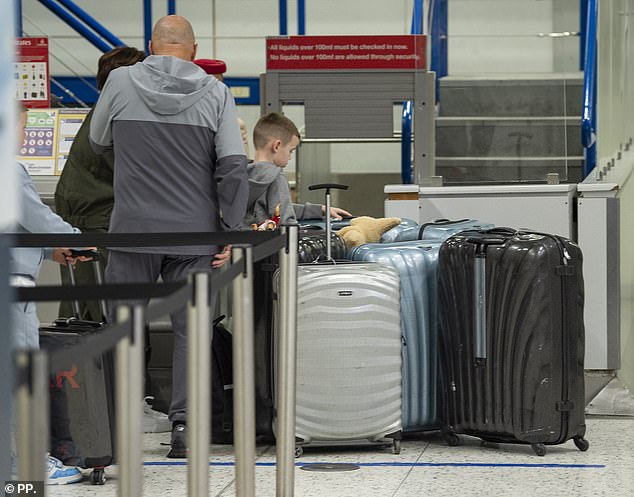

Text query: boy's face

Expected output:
[272,135,299,168]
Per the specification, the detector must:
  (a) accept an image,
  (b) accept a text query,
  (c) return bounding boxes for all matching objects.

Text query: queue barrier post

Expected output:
[116,305,144,495]
[231,246,256,497]
[276,225,299,497]
[187,271,212,497]
[16,350,48,482]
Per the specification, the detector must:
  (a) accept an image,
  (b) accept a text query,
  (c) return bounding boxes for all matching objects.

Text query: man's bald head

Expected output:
[149,15,197,61]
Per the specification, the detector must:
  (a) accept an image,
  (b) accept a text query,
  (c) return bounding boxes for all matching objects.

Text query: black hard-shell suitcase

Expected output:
[299,217,353,231]
[437,228,589,456]
[297,229,346,263]
[39,256,114,485]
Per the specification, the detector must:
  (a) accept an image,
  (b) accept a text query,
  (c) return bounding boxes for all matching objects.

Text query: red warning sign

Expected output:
[266,35,426,71]
[15,37,50,109]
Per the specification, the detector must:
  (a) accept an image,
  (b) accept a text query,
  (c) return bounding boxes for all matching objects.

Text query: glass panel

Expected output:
[434,0,583,185]
[435,75,583,184]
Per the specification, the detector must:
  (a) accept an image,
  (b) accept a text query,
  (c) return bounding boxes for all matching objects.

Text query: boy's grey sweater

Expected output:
[244,161,322,229]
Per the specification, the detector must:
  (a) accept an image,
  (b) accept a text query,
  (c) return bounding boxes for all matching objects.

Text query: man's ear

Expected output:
[148,40,154,55]
[190,43,198,62]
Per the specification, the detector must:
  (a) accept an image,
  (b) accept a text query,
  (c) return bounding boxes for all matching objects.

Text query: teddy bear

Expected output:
[338,216,401,248]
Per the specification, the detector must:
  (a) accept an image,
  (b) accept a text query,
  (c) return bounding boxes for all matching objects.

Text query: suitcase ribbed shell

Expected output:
[294,263,402,443]
[350,241,441,431]
[438,230,586,449]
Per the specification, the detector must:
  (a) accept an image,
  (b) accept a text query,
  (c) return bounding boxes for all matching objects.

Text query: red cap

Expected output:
[194,58,227,75]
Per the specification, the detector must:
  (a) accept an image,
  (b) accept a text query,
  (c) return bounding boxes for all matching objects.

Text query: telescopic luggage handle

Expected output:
[66,249,108,322]
[464,236,507,368]
[69,248,100,260]
[308,183,349,262]
[307,183,349,193]
[467,236,506,248]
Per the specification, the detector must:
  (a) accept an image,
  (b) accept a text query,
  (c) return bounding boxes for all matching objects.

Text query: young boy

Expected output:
[244,112,350,229]
[10,102,88,484]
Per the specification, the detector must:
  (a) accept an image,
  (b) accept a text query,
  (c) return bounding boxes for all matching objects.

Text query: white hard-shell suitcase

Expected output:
[275,262,403,456]
[276,183,402,455]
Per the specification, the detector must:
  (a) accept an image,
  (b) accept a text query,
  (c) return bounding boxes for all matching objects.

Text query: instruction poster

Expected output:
[19,109,57,175]
[56,109,90,174]
[17,108,89,175]
[15,37,50,108]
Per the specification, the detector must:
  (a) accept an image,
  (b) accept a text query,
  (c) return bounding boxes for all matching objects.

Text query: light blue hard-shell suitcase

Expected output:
[349,240,442,431]
[380,218,420,243]
[419,219,495,242]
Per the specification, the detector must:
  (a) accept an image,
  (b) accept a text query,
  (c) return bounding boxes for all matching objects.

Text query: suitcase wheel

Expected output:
[392,439,401,455]
[573,436,590,452]
[444,433,461,447]
[531,443,547,457]
[294,446,303,458]
[90,468,106,485]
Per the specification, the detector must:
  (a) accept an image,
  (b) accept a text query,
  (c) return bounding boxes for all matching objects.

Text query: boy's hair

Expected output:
[253,113,300,150]
[96,46,146,90]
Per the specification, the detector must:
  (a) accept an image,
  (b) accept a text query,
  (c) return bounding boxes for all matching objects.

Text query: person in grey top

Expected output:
[10,102,86,351]
[10,102,89,484]
[244,113,350,229]
[89,15,249,458]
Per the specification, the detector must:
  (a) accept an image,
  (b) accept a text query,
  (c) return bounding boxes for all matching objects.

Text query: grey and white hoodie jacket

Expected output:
[90,55,248,255]
[9,163,79,280]
[243,161,322,229]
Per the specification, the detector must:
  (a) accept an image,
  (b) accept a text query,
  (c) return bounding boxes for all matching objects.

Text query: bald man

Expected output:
[89,15,249,458]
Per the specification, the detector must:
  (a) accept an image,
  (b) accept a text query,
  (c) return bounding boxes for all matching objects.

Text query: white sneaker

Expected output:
[46,455,82,485]
[143,396,171,433]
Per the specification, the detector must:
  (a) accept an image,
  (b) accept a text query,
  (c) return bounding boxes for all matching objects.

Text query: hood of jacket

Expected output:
[246,162,283,212]
[128,55,218,115]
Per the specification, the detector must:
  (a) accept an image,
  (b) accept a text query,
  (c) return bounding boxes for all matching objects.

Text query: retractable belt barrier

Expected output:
[8,227,299,497]
[11,230,278,248]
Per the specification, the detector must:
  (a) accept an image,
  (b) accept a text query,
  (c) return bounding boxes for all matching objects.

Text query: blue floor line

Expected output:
[143,461,605,469]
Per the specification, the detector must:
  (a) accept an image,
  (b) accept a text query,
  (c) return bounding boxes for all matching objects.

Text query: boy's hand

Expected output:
[322,206,352,220]
[212,245,231,269]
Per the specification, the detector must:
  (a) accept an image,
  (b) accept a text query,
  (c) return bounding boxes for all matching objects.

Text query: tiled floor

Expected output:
[48,416,634,497]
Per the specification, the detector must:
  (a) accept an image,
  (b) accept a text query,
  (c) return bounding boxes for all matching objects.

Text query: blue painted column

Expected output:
[279,0,288,35]
[431,0,448,85]
[144,0,152,54]
[579,0,588,70]
[15,0,23,36]
[168,0,176,15]
[297,0,305,35]
[401,0,424,184]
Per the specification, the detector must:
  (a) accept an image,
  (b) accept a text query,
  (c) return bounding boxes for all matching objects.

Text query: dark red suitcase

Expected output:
[437,228,589,456]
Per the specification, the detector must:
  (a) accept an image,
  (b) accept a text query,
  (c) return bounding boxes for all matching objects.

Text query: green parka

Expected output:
[54,109,114,230]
